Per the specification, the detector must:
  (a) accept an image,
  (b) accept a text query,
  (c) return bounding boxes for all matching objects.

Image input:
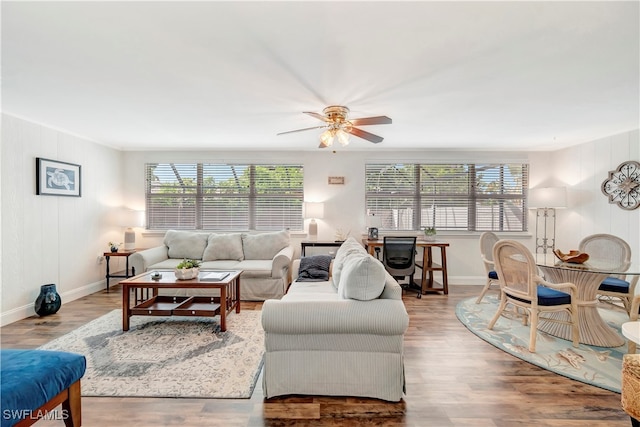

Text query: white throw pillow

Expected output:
[242,230,290,260]
[338,254,386,301]
[331,239,367,289]
[163,230,209,260]
[202,233,244,261]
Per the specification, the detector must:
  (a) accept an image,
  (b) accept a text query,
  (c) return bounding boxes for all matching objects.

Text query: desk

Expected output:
[536,258,640,347]
[363,239,450,295]
[301,241,344,257]
[104,249,138,293]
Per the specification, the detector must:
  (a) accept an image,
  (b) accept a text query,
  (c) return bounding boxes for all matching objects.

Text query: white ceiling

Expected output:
[2,1,639,152]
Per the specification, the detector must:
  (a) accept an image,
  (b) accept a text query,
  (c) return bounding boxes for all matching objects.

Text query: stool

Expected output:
[1,349,86,427]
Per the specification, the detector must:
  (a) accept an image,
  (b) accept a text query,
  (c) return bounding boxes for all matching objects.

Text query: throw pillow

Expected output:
[297,255,332,282]
[331,237,367,289]
[163,230,209,260]
[339,254,386,301]
[242,230,290,260]
[202,233,244,261]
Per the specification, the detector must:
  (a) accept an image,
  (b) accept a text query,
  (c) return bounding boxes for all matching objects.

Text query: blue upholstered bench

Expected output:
[1,350,86,427]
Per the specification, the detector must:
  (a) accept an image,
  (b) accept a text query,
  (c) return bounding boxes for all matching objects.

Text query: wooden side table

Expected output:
[104,249,138,293]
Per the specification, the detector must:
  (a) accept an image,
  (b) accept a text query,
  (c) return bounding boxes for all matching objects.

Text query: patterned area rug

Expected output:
[456,295,628,393]
[39,309,264,398]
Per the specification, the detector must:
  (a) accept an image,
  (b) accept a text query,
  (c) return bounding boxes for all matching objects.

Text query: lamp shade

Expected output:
[366,215,382,228]
[529,187,567,209]
[304,202,325,219]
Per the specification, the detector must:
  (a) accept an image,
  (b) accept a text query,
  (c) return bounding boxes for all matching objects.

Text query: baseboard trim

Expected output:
[0,280,105,327]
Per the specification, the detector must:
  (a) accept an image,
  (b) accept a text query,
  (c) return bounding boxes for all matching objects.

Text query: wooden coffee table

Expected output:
[120,270,241,332]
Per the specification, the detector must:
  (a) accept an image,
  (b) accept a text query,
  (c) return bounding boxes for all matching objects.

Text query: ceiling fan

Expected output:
[277,106,392,148]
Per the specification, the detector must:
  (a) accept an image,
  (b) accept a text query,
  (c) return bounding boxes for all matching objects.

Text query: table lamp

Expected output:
[304,202,324,241]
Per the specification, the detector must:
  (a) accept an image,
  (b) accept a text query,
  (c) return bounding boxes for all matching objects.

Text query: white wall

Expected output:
[2,114,637,325]
[1,115,124,325]
[123,149,534,285]
[553,130,640,264]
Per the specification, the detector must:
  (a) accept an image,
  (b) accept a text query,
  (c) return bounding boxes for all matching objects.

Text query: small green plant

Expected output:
[176,259,201,269]
[423,227,436,236]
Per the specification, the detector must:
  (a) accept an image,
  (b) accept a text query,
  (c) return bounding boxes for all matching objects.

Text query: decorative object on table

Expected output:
[304,202,324,241]
[553,249,590,264]
[528,186,568,254]
[108,242,121,253]
[457,293,627,393]
[366,213,381,239]
[38,309,265,398]
[35,157,81,197]
[601,160,640,211]
[174,258,201,280]
[34,284,61,316]
[334,227,350,241]
[150,272,162,281]
[423,226,437,242]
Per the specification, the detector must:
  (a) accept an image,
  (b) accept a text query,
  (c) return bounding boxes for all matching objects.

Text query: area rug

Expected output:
[38,309,264,398]
[456,295,628,393]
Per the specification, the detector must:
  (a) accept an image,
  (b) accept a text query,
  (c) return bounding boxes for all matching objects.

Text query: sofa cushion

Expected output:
[339,254,386,301]
[242,230,290,260]
[164,230,209,260]
[235,260,273,277]
[332,238,367,289]
[202,233,244,261]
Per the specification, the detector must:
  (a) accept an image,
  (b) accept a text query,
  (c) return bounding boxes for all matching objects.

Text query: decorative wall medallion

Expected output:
[601,161,640,210]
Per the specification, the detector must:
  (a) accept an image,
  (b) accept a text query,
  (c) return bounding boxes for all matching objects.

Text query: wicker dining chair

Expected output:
[488,240,580,352]
[476,231,500,304]
[579,233,637,313]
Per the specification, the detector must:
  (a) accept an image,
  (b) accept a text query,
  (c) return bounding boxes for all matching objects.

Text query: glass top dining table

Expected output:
[535,255,640,347]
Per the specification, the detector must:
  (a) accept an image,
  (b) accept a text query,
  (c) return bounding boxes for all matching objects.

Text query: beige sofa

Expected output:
[129,229,294,300]
[261,237,409,401]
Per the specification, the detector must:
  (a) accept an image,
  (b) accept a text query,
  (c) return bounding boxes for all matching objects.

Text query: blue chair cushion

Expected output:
[510,285,572,306]
[488,270,498,280]
[598,276,630,293]
[0,349,86,427]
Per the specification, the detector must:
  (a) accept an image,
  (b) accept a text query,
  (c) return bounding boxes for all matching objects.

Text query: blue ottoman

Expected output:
[1,349,86,427]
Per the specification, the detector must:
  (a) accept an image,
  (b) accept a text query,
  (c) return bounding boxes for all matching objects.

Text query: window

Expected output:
[365,163,529,232]
[145,163,304,231]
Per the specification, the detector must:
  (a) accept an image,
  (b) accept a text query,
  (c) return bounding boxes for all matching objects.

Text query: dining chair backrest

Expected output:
[493,240,538,302]
[480,231,499,264]
[578,233,631,272]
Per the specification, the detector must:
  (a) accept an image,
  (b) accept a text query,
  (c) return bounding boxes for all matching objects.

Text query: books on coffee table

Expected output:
[200,271,231,282]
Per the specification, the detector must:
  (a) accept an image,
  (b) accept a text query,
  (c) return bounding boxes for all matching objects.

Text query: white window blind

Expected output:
[145,163,304,231]
[365,163,528,232]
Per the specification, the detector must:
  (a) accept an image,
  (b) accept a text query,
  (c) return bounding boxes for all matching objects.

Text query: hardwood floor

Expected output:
[1,285,631,426]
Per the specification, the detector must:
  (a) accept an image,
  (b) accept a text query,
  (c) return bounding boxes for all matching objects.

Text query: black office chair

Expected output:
[383,236,420,298]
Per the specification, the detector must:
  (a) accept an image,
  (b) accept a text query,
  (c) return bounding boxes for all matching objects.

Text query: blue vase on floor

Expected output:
[34,284,61,316]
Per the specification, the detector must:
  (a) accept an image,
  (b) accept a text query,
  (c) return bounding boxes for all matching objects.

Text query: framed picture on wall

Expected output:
[36,157,82,197]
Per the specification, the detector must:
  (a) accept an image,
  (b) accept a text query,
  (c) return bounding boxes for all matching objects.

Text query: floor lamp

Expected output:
[529,187,567,256]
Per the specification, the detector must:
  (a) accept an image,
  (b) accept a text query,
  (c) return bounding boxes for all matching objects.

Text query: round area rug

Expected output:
[456,294,629,393]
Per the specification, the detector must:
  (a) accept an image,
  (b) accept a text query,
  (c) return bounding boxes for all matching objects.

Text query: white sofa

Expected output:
[129,229,294,301]
[261,237,410,402]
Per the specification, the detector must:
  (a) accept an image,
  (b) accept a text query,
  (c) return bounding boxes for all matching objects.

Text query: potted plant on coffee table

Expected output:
[175,258,201,280]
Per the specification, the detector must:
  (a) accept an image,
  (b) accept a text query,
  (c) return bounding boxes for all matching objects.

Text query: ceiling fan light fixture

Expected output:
[336,128,350,146]
[319,129,335,147]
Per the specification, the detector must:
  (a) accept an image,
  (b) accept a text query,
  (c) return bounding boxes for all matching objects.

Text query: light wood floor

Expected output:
[1,284,631,427]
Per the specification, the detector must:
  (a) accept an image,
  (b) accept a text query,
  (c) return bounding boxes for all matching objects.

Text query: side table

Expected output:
[623,321,640,353]
[104,249,138,293]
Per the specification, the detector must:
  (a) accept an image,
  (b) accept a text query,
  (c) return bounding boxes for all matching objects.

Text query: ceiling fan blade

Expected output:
[304,111,331,122]
[277,125,327,136]
[349,116,392,126]
[348,127,384,144]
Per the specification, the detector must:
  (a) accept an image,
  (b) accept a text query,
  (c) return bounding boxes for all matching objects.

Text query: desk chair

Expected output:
[579,233,637,313]
[382,236,420,298]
